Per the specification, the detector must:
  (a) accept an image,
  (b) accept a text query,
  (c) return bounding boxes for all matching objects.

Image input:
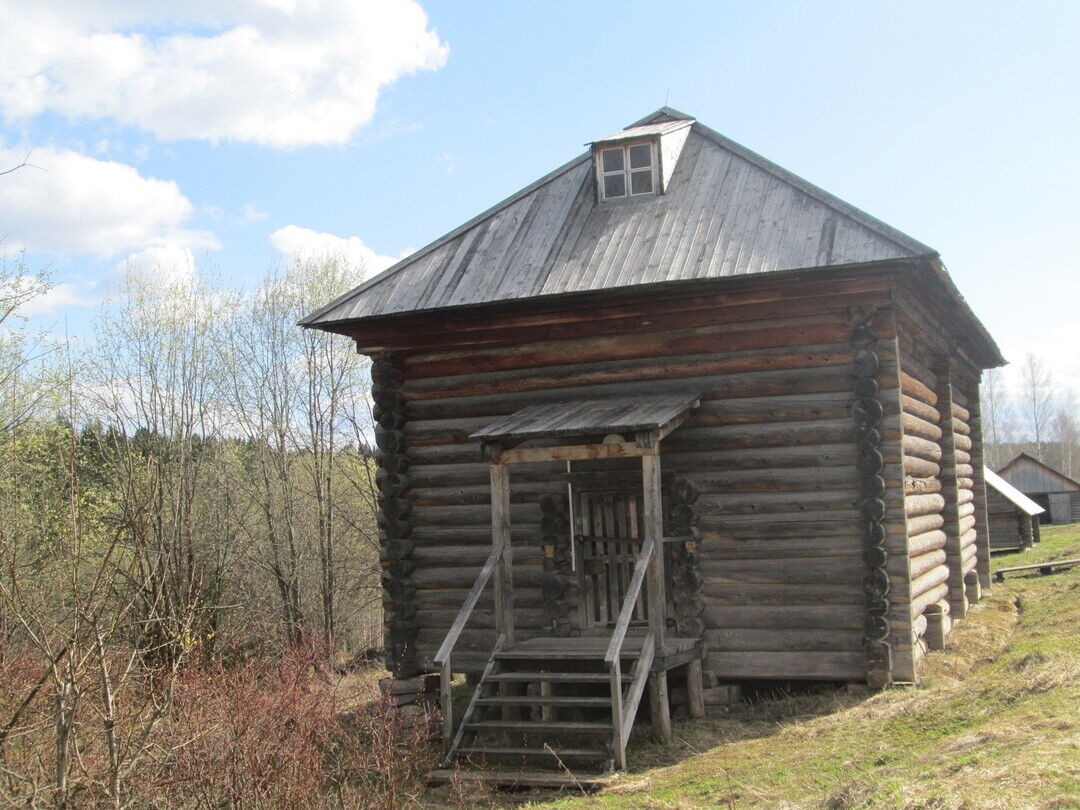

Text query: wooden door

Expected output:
[575,490,648,631]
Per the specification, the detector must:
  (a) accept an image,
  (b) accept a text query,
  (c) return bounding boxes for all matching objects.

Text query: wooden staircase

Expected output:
[429,638,656,788]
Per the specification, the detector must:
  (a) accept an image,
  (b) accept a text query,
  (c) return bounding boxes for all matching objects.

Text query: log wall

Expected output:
[895,273,992,668]
[896,329,948,663]
[384,274,910,681]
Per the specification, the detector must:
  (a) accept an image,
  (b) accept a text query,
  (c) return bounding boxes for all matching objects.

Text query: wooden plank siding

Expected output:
[388,272,913,682]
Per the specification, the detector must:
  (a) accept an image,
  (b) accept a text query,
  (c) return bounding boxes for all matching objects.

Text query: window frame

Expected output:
[595,139,659,202]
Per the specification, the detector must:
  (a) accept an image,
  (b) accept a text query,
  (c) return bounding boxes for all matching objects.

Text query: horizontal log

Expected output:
[698,489,861,516]
[705,651,864,680]
[904,456,941,478]
[906,494,946,518]
[706,628,862,652]
[666,418,889,453]
[901,371,938,406]
[953,433,972,451]
[905,476,942,495]
[957,501,975,520]
[406,310,876,378]
[950,402,971,422]
[949,417,970,436]
[414,608,547,630]
[910,564,950,600]
[910,549,947,578]
[903,434,943,462]
[908,528,948,556]
[954,464,974,478]
[960,527,977,546]
[902,394,941,424]
[694,466,856,493]
[370,275,895,352]
[906,513,945,536]
[953,449,971,465]
[911,582,949,617]
[701,557,864,586]
[702,583,862,605]
[902,412,942,441]
[703,604,863,630]
[699,536,861,561]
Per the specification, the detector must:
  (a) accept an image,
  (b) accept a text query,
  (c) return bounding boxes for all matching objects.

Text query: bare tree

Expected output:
[1052,388,1078,478]
[980,367,1015,469]
[1020,353,1054,458]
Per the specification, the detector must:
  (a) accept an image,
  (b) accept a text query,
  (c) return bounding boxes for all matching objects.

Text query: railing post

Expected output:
[490,462,515,645]
[441,658,452,754]
[609,658,625,770]
[642,453,665,650]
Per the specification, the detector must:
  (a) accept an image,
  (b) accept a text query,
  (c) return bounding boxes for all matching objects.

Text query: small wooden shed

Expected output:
[984,467,1044,550]
[997,453,1080,525]
[302,109,1004,783]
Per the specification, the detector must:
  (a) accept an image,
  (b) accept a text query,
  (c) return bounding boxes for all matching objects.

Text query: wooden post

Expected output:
[490,462,515,646]
[609,658,626,770]
[641,452,671,742]
[647,671,673,743]
[686,659,705,718]
[642,453,665,651]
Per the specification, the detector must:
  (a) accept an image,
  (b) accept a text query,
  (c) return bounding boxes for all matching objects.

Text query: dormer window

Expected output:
[598,141,657,201]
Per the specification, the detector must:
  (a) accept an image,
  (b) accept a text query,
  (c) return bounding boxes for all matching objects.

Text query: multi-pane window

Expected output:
[598,141,656,200]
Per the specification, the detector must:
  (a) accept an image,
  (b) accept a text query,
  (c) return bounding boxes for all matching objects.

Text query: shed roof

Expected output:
[302,108,937,328]
[984,467,1046,516]
[470,393,700,444]
[997,453,1080,493]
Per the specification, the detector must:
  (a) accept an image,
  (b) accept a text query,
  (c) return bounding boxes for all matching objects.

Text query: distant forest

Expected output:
[981,357,1078,478]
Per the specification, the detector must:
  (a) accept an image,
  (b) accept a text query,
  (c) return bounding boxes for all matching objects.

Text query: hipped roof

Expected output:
[301,108,1001,365]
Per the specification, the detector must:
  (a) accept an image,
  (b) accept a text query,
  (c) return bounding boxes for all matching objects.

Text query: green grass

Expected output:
[460,524,1080,810]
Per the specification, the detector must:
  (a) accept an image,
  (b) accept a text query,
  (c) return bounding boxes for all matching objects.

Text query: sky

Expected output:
[1,0,1077,392]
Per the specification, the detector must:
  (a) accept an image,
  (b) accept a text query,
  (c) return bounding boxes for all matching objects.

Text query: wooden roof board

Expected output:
[470,393,701,443]
[984,467,1046,516]
[301,109,936,328]
[997,453,1080,494]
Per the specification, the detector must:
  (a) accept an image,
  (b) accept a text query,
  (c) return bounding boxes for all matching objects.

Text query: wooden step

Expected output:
[475,695,611,708]
[494,649,633,661]
[486,671,630,684]
[465,720,613,733]
[456,746,609,760]
[429,768,608,789]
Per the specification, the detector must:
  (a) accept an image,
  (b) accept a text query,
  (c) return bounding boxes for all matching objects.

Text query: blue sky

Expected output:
[2,1,1077,389]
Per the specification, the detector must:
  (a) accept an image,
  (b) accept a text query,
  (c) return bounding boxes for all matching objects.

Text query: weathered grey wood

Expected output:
[687,659,705,718]
[993,559,1079,581]
[621,633,655,750]
[443,633,505,763]
[490,463,514,645]
[642,454,666,651]
[647,670,673,743]
[609,657,625,770]
[495,441,657,465]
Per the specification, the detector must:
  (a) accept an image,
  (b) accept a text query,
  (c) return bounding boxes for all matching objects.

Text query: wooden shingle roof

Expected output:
[302,108,935,328]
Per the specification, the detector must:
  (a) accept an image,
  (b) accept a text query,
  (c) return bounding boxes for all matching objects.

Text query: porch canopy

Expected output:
[470,392,700,463]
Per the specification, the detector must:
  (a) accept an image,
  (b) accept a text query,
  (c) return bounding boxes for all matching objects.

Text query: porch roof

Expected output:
[470,393,700,444]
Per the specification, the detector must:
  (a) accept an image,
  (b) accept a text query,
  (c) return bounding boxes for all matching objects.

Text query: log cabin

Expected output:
[997,453,1080,525]
[302,108,1005,785]
[985,467,1044,551]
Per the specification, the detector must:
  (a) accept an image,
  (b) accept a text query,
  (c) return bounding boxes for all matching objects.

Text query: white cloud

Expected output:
[114,245,199,290]
[16,281,95,317]
[242,203,269,222]
[270,225,404,278]
[0,1,449,148]
[0,145,217,257]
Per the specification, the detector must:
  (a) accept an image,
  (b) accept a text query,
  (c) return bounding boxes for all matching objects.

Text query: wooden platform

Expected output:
[500,634,701,670]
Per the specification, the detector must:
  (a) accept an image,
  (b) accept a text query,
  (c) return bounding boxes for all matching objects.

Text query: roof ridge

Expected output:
[689,122,934,257]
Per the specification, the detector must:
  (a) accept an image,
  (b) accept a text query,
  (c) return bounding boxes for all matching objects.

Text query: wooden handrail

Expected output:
[604,533,656,665]
[434,541,504,666]
[435,541,504,754]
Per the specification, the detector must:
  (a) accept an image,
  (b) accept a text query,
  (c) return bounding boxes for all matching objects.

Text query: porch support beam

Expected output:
[642,451,672,743]
[490,462,515,646]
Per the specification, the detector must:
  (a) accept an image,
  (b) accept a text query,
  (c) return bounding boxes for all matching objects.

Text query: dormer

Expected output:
[590,115,694,203]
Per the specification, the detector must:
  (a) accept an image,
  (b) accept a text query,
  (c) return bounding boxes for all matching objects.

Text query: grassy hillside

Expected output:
[500,524,1080,810]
